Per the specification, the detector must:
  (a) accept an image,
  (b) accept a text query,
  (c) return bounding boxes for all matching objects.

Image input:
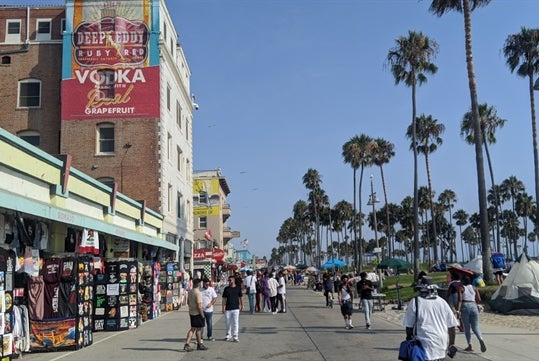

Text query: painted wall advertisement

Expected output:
[62,0,159,120]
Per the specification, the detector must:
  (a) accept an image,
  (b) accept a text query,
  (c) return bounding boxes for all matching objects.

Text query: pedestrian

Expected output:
[356,271,374,329]
[404,276,458,360]
[183,278,208,352]
[337,274,354,329]
[255,271,263,312]
[277,271,287,313]
[267,272,279,314]
[261,271,271,312]
[244,270,257,314]
[222,275,243,342]
[457,275,487,353]
[445,271,463,332]
[201,278,217,341]
[323,273,334,308]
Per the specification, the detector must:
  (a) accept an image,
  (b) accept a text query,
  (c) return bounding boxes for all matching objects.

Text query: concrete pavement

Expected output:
[18,286,537,361]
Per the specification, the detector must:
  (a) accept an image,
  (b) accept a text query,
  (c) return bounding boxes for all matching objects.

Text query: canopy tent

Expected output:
[489,253,539,315]
[377,258,411,272]
[321,259,346,269]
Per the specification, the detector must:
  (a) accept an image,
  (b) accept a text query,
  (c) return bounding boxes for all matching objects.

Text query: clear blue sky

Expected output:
[14,0,539,261]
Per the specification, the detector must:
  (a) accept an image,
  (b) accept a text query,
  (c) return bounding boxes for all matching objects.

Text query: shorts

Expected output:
[340,300,353,316]
[190,314,205,328]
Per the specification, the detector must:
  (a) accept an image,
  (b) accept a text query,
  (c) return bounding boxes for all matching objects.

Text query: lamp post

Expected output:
[367,174,383,289]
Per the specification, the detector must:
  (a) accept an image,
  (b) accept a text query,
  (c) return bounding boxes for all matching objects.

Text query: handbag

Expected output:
[398,297,426,361]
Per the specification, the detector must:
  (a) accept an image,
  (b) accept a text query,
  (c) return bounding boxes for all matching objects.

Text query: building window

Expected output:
[6,20,21,43]
[36,19,52,41]
[97,123,114,154]
[186,118,190,141]
[166,84,171,111]
[97,177,115,189]
[18,79,41,108]
[177,192,183,219]
[199,191,208,205]
[168,183,173,213]
[199,216,207,229]
[18,130,40,147]
[177,146,182,173]
[176,101,182,128]
[2,56,11,65]
[167,133,172,161]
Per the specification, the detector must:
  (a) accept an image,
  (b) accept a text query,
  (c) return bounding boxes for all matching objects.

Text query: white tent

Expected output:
[463,255,483,275]
[489,253,539,315]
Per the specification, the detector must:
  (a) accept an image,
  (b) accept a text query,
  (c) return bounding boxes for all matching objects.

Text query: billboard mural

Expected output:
[62,0,160,120]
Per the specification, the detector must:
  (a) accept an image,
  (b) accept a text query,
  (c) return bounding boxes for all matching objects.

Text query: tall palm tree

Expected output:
[407,114,445,262]
[429,0,493,282]
[461,103,507,251]
[500,176,526,258]
[438,189,457,262]
[453,209,469,261]
[503,27,539,239]
[386,30,439,278]
[342,134,372,270]
[369,137,396,259]
[303,168,323,268]
[292,200,310,264]
[516,192,535,254]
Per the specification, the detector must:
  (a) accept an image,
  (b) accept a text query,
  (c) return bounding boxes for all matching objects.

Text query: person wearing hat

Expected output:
[403,276,458,360]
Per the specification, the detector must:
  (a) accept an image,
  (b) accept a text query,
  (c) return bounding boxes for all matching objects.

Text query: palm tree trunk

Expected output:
[483,138,501,252]
[528,74,539,242]
[352,168,358,270]
[463,0,493,282]
[424,153,439,262]
[380,165,392,259]
[412,80,420,279]
[358,166,365,271]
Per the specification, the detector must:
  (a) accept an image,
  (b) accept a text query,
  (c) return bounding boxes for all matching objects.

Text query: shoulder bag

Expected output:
[398,296,426,361]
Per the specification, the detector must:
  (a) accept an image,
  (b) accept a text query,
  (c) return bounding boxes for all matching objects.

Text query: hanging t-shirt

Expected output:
[78,229,100,255]
[28,275,45,320]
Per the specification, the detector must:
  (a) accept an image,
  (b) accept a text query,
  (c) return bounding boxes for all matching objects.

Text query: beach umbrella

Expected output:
[321,259,346,269]
[284,265,296,271]
[306,266,319,273]
[295,264,308,270]
[377,258,411,271]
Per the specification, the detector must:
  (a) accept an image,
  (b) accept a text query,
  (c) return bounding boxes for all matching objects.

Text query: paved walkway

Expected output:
[18,286,538,361]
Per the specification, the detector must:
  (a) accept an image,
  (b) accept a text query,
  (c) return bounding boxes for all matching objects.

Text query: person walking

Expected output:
[244,270,257,314]
[261,271,272,312]
[222,275,243,342]
[183,278,208,352]
[201,278,217,341]
[255,271,263,312]
[323,273,334,308]
[267,272,279,314]
[403,277,458,360]
[277,271,287,313]
[356,271,374,329]
[337,274,354,329]
[446,271,463,332]
[457,275,487,353]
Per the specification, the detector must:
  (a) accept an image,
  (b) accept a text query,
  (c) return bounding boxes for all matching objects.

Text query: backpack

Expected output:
[491,253,505,269]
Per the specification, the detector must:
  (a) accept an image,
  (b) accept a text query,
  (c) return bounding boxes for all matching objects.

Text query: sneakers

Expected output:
[183,344,193,352]
[464,345,473,352]
[197,344,208,351]
[349,324,354,329]
[345,326,350,330]
[207,337,215,341]
[479,339,487,352]
[366,324,371,330]
[224,336,231,341]
[233,338,239,343]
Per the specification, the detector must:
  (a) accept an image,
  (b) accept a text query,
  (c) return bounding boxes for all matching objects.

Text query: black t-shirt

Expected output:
[222,285,242,310]
[357,279,373,299]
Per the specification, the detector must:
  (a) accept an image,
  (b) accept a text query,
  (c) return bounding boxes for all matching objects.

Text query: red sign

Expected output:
[212,249,225,261]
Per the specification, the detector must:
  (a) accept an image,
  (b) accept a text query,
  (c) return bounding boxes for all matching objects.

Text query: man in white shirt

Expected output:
[403,277,458,360]
[277,271,287,313]
[244,270,257,314]
[201,278,218,341]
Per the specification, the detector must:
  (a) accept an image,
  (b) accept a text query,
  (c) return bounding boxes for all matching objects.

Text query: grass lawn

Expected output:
[380,272,448,303]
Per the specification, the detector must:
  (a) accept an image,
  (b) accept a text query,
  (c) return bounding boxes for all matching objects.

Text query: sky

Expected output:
[12,0,539,261]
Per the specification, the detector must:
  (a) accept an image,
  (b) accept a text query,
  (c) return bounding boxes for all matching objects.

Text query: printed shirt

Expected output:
[201,286,218,312]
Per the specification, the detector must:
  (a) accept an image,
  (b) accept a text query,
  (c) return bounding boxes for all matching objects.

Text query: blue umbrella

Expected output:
[321,259,346,269]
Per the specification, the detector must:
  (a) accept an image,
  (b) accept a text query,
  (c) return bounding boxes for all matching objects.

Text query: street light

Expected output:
[367,174,383,289]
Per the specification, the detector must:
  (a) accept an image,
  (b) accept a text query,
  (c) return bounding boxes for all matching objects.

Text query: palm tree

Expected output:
[429,0,493,282]
[503,27,539,239]
[369,137,396,259]
[292,200,310,264]
[453,209,469,261]
[303,168,323,268]
[386,30,439,278]
[407,114,445,262]
[438,189,457,262]
[500,176,526,258]
[342,134,373,270]
[461,103,507,251]
[516,192,535,254]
